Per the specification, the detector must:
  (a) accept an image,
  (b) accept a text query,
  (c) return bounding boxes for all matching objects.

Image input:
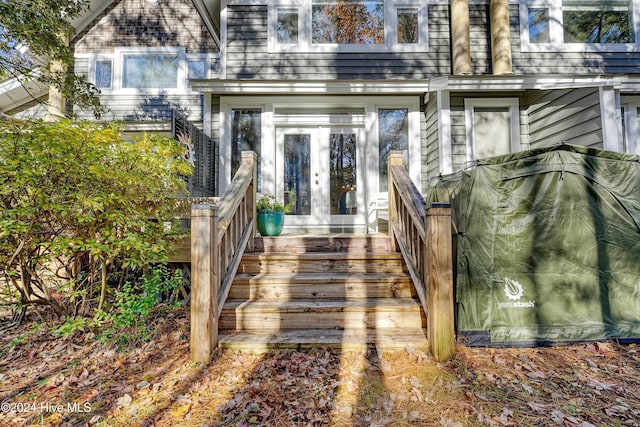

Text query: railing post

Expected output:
[425,203,455,362]
[190,203,219,363]
[242,151,257,252]
[388,152,404,252]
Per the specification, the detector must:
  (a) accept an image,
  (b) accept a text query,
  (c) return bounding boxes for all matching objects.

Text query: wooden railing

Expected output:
[190,151,257,363]
[387,152,455,362]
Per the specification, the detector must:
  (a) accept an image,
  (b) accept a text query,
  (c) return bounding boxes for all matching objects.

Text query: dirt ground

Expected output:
[1,307,639,427]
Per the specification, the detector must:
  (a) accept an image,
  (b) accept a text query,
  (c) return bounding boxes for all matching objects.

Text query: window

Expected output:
[123,54,179,89]
[312,0,384,44]
[269,0,428,52]
[277,8,299,43]
[397,8,419,44]
[231,109,262,190]
[187,60,207,79]
[85,49,218,91]
[519,0,640,51]
[378,108,409,191]
[464,99,521,162]
[95,60,112,89]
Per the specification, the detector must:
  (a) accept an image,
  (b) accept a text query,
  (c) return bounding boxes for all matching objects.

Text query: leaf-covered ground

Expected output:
[1,307,639,427]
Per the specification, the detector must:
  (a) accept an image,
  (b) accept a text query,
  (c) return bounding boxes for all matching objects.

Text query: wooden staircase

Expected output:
[217,235,428,350]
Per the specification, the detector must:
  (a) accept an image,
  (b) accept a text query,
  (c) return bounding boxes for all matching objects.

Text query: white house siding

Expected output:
[526,88,603,149]
[70,0,217,125]
[72,0,218,55]
[72,93,204,124]
[423,94,440,192]
[224,4,452,80]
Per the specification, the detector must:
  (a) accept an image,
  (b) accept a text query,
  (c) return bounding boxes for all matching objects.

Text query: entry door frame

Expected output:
[219,95,422,233]
[275,125,366,231]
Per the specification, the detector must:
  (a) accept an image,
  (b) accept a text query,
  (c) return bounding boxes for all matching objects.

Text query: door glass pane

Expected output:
[330,132,357,215]
[231,109,261,190]
[284,134,311,215]
[379,109,409,191]
[473,107,510,159]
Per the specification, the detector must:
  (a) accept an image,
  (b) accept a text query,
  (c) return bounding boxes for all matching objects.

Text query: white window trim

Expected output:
[80,48,218,94]
[464,98,521,163]
[518,0,640,52]
[267,0,430,53]
[219,96,420,202]
[622,96,640,155]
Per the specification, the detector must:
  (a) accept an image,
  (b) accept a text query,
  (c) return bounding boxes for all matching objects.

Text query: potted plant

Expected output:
[256,194,290,236]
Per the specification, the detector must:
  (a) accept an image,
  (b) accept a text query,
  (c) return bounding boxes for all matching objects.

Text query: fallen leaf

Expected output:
[116,393,132,408]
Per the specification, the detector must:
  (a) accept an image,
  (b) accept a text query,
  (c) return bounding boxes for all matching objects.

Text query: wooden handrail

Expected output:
[387,151,455,362]
[191,151,257,363]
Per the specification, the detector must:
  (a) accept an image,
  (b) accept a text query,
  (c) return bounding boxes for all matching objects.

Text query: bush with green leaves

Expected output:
[104,266,183,343]
[0,118,192,320]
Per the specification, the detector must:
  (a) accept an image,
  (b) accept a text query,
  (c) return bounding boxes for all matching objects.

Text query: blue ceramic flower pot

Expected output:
[257,211,284,236]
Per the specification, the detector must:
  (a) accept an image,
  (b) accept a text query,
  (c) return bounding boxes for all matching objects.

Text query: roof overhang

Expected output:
[190,75,626,97]
[428,75,623,91]
[0,75,48,113]
[190,79,434,95]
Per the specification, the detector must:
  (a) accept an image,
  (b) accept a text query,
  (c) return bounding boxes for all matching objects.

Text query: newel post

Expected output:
[190,203,219,363]
[242,151,258,252]
[425,204,455,362]
[387,152,404,252]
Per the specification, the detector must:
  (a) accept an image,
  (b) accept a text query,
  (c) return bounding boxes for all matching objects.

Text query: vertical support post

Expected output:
[191,203,219,363]
[242,151,258,252]
[45,33,69,121]
[490,0,513,75]
[451,0,472,75]
[388,152,404,252]
[425,204,455,362]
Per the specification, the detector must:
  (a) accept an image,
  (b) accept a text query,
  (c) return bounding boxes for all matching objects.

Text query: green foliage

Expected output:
[0,0,103,117]
[105,266,183,344]
[257,191,295,214]
[52,317,88,339]
[0,118,192,317]
[257,195,285,213]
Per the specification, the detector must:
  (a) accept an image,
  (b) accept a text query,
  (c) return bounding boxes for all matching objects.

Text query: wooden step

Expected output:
[218,328,429,351]
[220,298,426,331]
[238,252,407,274]
[254,235,391,254]
[229,273,416,300]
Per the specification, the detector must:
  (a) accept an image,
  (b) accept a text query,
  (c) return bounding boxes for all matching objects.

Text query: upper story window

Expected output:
[122,54,179,89]
[520,0,640,52]
[268,0,428,52]
[95,60,113,89]
[84,48,220,93]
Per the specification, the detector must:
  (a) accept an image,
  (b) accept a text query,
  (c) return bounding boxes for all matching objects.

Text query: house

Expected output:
[3,0,640,233]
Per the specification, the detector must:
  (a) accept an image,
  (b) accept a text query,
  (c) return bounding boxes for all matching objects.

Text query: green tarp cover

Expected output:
[427,145,640,345]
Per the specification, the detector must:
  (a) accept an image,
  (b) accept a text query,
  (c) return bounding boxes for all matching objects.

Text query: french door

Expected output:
[275,126,365,231]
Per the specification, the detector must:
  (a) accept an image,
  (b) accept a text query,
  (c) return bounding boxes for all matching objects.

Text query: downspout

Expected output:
[451,0,472,75]
[489,0,512,75]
